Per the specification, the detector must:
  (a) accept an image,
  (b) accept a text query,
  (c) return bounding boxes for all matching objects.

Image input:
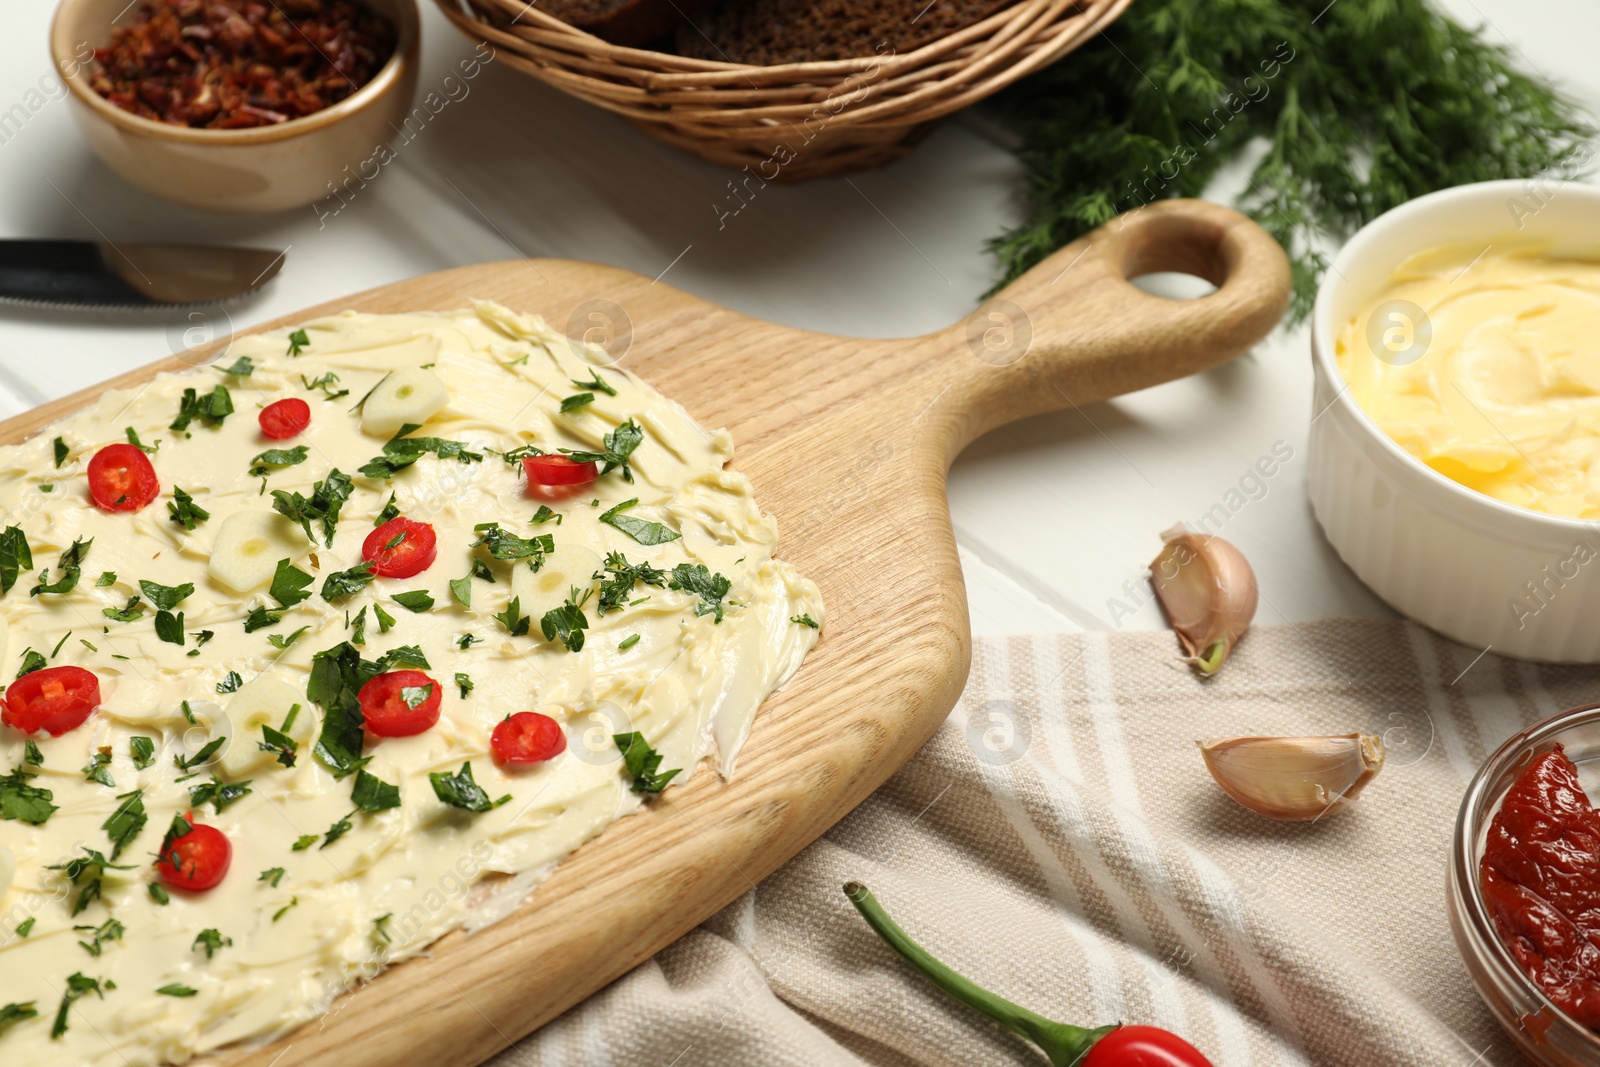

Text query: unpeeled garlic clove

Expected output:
[1199,733,1384,821]
[1149,524,1257,675]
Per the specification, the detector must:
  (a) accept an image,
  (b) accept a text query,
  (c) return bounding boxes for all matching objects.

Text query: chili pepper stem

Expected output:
[844,882,1115,1066]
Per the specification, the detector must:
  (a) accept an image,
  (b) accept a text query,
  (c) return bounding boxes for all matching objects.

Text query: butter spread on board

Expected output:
[0,302,823,1064]
[1336,243,1600,518]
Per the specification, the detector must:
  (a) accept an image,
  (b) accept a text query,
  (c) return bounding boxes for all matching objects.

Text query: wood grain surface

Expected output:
[0,199,1289,1067]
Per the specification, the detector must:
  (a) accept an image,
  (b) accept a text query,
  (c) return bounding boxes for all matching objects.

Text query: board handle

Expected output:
[928,199,1291,455]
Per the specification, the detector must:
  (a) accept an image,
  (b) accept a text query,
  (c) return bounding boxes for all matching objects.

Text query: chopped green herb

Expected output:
[267,626,310,650]
[0,764,57,825]
[448,573,473,607]
[352,769,401,812]
[103,789,147,860]
[139,580,193,612]
[216,671,243,694]
[248,445,309,479]
[273,897,299,922]
[243,605,282,633]
[614,732,681,794]
[175,738,225,773]
[23,741,41,765]
[148,883,170,905]
[456,633,480,651]
[269,558,314,608]
[154,610,185,646]
[357,423,484,480]
[308,643,375,779]
[376,644,429,670]
[529,505,560,525]
[0,1000,37,1034]
[103,596,143,623]
[471,523,553,562]
[322,562,376,602]
[350,605,369,646]
[170,385,234,432]
[81,748,115,788]
[374,493,400,526]
[51,972,105,1038]
[31,537,91,597]
[0,525,31,597]
[216,355,254,377]
[400,683,433,710]
[320,811,355,849]
[571,370,617,396]
[392,590,434,613]
[455,672,473,698]
[130,737,155,770]
[258,724,298,768]
[192,929,230,959]
[429,762,509,813]
[15,917,35,938]
[188,778,252,813]
[166,486,210,530]
[95,571,117,588]
[301,371,347,400]
[374,602,396,633]
[286,328,310,357]
[373,913,394,944]
[618,634,641,651]
[74,917,124,957]
[562,418,644,482]
[156,984,198,998]
[291,834,318,851]
[53,436,69,467]
[271,469,354,548]
[559,392,595,413]
[670,563,732,623]
[791,614,820,629]
[15,649,47,678]
[494,596,530,637]
[123,426,157,454]
[599,499,679,546]
[259,867,286,888]
[540,588,591,653]
[596,551,666,615]
[47,848,133,916]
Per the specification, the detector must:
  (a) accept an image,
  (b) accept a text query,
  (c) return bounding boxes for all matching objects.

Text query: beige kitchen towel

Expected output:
[485,619,1600,1067]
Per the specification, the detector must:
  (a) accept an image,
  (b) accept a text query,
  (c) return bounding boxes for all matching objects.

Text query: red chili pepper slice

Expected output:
[259,398,312,440]
[358,670,442,738]
[523,455,598,502]
[157,821,232,892]
[87,443,160,512]
[2,666,102,737]
[491,712,567,765]
[362,518,438,579]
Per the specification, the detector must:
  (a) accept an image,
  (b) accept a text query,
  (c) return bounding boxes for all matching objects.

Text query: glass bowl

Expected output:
[1450,702,1600,1065]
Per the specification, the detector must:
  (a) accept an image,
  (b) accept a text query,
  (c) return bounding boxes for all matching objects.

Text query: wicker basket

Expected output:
[433,0,1133,180]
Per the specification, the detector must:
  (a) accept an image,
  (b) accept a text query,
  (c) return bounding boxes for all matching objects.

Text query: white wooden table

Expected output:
[0,0,1593,643]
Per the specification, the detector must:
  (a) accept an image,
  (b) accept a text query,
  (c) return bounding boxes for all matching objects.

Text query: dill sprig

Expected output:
[988,0,1594,321]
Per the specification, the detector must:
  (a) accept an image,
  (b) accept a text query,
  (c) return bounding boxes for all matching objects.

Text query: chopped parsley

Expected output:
[103,596,143,623]
[302,371,347,400]
[471,523,553,563]
[291,834,318,851]
[358,423,484,480]
[271,469,354,548]
[130,737,155,770]
[596,551,666,615]
[618,633,641,651]
[351,769,401,812]
[559,392,595,413]
[493,595,530,637]
[614,732,680,794]
[373,914,394,944]
[456,633,480,651]
[124,426,158,454]
[249,445,309,478]
[23,742,41,765]
[15,649,47,678]
[259,867,286,888]
[175,738,225,773]
[429,762,509,813]
[0,525,30,596]
[392,590,434,613]
[154,609,186,646]
[95,571,116,587]
[273,898,299,922]
[167,486,210,530]
[529,505,560,525]
[81,748,115,788]
[374,493,401,526]
[320,811,355,849]
[308,643,375,779]
[448,573,473,607]
[48,848,133,916]
[561,418,644,482]
[270,558,314,607]
[193,929,231,959]
[53,436,69,467]
[267,626,310,650]
[243,605,282,633]
[51,973,105,1039]
[0,1000,36,1034]
[170,385,233,432]
[103,790,147,859]
[598,499,679,545]
[216,671,243,694]
[0,763,57,825]
[540,588,591,653]
[74,917,124,957]
[571,370,617,396]
[791,614,820,629]
[156,984,198,998]
[259,721,298,769]
[139,579,194,611]
[188,778,253,813]
[148,884,170,905]
[669,563,732,623]
[286,328,310,357]
[322,562,377,602]
[14,918,33,938]
[455,672,473,698]
[30,537,91,597]
[216,355,254,377]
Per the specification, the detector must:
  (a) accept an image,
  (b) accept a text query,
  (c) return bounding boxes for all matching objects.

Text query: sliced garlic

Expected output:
[1199,733,1383,821]
[220,677,314,778]
[0,841,13,900]
[1149,524,1258,675]
[510,543,604,629]
[208,511,310,594]
[360,367,450,436]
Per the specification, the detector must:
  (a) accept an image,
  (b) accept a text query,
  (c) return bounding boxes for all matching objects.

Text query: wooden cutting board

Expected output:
[3,199,1289,1066]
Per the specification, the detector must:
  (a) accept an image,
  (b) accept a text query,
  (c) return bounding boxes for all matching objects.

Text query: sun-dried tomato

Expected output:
[89,0,396,129]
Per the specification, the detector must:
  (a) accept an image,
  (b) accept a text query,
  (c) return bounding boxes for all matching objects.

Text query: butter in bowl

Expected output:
[1308,180,1600,662]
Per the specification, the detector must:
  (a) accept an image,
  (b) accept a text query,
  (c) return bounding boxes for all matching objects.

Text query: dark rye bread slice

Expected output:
[538,0,715,48]
[676,0,1017,64]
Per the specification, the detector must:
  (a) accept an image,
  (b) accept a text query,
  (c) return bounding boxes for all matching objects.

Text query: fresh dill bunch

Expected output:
[987,0,1595,321]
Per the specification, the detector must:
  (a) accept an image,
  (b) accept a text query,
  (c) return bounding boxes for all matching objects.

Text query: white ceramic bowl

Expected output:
[1308,180,1600,663]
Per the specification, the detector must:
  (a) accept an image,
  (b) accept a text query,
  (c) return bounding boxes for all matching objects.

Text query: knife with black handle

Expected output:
[0,240,285,308]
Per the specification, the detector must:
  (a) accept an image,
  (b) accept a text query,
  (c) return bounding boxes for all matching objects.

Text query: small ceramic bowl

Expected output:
[1308,180,1600,662]
[1449,703,1600,1066]
[49,0,419,214]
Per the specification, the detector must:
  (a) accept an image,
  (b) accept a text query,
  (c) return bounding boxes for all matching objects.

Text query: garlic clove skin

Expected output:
[1199,733,1384,821]
[1149,524,1258,675]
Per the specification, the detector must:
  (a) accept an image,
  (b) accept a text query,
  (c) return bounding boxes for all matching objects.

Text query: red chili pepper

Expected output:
[358,670,442,738]
[491,712,567,765]
[157,820,232,892]
[844,883,1215,1067]
[362,517,438,579]
[87,442,160,512]
[523,455,598,502]
[2,665,101,737]
[259,397,311,440]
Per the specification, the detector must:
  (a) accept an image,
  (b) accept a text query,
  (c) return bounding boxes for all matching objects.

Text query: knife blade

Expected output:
[0,240,285,308]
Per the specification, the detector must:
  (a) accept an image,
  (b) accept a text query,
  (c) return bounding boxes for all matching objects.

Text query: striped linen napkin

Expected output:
[486,620,1600,1066]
